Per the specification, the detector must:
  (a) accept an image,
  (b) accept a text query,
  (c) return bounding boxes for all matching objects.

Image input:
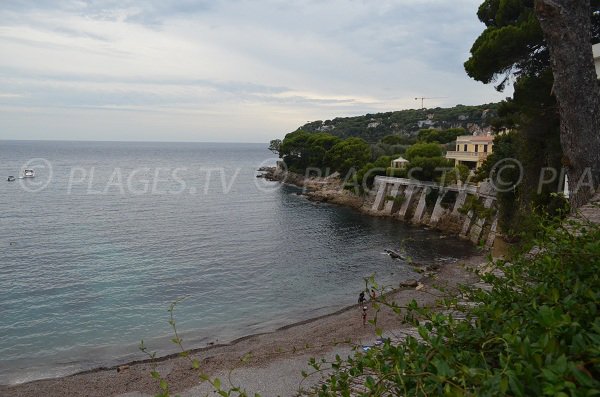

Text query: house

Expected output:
[390,156,409,169]
[445,135,494,170]
[417,119,435,128]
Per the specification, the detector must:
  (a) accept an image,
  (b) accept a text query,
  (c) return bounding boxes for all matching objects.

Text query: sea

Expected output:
[0,140,476,385]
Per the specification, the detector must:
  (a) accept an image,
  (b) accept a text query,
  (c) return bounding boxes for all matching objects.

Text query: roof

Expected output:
[456,135,494,143]
[392,156,409,162]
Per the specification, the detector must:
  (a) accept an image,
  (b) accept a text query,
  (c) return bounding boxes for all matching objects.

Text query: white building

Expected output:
[390,156,409,169]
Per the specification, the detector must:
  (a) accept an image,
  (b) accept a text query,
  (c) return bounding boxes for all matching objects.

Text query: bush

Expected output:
[307,217,600,395]
[406,156,454,182]
[387,167,407,178]
[405,142,443,160]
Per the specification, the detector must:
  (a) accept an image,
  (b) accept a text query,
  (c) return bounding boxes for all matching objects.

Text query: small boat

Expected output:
[22,169,35,178]
[7,176,15,182]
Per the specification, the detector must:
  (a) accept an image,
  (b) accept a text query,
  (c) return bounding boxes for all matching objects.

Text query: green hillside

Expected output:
[294,103,501,143]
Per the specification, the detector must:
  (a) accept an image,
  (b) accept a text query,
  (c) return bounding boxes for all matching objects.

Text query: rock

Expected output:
[385,249,406,260]
[415,282,425,291]
[427,263,441,271]
[411,262,440,273]
[117,365,129,373]
[399,279,418,288]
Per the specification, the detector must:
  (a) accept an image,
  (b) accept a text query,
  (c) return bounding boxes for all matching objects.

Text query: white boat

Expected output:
[22,169,35,178]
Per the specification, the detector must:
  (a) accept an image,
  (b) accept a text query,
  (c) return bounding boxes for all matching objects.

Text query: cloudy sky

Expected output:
[0,0,507,142]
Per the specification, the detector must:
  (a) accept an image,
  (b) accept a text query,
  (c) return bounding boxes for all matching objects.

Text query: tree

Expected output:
[464,1,547,91]
[465,0,600,210]
[278,131,342,173]
[534,0,600,208]
[404,156,454,182]
[404,142,443,160]
[417,128,466,144]
[268,139,281,154]
[325,137,372,176]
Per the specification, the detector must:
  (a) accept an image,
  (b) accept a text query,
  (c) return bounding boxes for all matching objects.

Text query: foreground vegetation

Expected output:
[304,216,600,396]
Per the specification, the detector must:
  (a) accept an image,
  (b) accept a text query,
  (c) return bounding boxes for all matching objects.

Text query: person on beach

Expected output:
[362,305,368,326]
[358,291,366,307]
[370,288,377,301]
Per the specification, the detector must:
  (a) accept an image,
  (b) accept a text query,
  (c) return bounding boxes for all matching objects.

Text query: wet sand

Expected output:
[1,255,485,397]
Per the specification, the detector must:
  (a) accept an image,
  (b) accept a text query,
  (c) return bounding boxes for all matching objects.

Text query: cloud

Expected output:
[0,0,506,142]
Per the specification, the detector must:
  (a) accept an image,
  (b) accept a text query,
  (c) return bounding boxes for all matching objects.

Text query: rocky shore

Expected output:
[257,166,364,209]
[258,166,500,249]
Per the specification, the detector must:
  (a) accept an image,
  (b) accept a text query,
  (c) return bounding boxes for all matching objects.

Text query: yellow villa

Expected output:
[445,135,494,170]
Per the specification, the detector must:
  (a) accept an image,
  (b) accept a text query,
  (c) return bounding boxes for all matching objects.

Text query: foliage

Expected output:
[303,217,600,396]
[387,167,405,178]
[278,130,341,173]
[407,156,455,182]
[278,130,372,177]
[463,0,588,236]
[353,156,393,191]
[405,142,443,161]
[459,194,496,220]
[464,0,546,90]
[268,139,281,154]
[138,298,241,397]
[292,104,500,143]
[325,137,372,176]
[475,79,564,238]
[370,142,409,160]
[385,193,405,206]
[393,194,405,205]
[440,190,459,209]
[381,135,415,145]
[425,188,439,209]
[440,164,471,186]
[417,128,466,144]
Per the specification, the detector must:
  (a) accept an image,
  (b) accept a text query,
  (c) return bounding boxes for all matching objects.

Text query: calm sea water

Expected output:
[0,140,475,384]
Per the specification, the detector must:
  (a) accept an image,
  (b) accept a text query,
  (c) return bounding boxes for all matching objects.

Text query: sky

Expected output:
[0,0,509,143]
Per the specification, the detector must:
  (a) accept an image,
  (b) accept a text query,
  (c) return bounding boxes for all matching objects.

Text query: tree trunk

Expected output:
[534,0,600,209]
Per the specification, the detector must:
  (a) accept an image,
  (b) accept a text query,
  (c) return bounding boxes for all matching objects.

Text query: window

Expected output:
[456,145,459,151]
[475,144,478,153]
[464,144,467,152]
[483,144,488,153]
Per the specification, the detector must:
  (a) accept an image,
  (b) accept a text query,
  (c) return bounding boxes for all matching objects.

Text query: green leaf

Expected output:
[159,379,168,391]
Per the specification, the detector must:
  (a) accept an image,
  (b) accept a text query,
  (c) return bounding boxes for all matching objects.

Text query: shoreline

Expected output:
[2,253,486,397]
[2,170,490,396]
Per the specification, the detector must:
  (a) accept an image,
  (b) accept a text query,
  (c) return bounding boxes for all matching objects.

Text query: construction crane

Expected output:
[414,96,447,110]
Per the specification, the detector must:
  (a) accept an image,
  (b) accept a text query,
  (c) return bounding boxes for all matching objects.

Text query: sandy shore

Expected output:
[1,254,485,397]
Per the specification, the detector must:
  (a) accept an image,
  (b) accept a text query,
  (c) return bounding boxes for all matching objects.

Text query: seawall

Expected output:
[365,176,498,247]
[260,167,499,248]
